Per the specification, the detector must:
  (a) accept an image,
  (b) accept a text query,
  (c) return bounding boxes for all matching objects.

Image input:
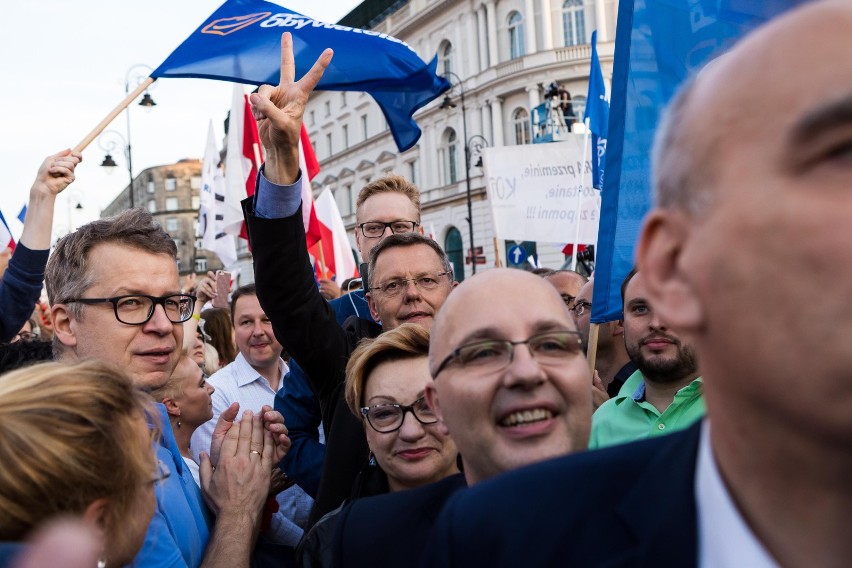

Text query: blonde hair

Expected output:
[0,361,157,550]
[345,323,431,417]
[355,174,421,219]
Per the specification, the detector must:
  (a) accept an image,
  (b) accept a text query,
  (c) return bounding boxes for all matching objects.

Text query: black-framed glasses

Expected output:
[369,272,451,298]
[360,396,437,433]
[433,330,584,377]
[560,294,577,308]
[570,300,593,318]
[357,220,418,238]
[67,294,196,325]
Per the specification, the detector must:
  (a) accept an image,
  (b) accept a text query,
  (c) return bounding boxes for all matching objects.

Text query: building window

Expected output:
[444,226,465,283]
[408,160,418,186]
[309,110,315,126]
[562,0,586,47]
[346,184,354,214]
[326,133,333,156]
[439,41,453,75]
[147,199,157,213]
[324,100,331,117]
[342,124,349,149]
[165,177,177,191]
[147,179,155,193]
[341,92,347,106]
[513,108,532,145]
[166,217,179,232]
[440,128,459,185]
[165,197,179,211]
[361,114,368,140]
[508,11,525,59]
[190,176,201,189]
[191,195,200,209]
[195,257,208,272]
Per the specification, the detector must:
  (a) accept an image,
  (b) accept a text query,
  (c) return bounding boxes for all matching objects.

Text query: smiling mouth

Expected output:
[500,408,554,427]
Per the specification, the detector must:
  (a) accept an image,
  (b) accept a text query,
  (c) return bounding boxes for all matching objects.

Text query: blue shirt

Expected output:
[133,404,212,568]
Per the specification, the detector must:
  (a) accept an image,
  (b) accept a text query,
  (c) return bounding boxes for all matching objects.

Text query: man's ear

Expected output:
[636,209,703,333]
[610,319,624,337]
[162,397,181,418]
[366,292,381,324]
[354,229,363,258]
[424,384,451,436]
[51,304,78,349]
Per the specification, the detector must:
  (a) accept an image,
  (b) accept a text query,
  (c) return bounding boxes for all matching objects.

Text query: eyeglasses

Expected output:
[570,300,593,318]
[560,294,576,308]
[67,294,196,325]
[12,331,36,342]
[357,220,418,238]
[148,460,172,486]
[369,272,452,298]
[433,330,584,377]
[360,396,437,433]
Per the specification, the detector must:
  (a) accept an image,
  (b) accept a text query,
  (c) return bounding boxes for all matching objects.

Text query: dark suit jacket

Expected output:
[332,473,467,567]
[423,423,702,567]
[243,200,382,523]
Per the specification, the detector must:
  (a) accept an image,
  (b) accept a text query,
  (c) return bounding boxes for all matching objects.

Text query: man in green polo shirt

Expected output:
[589,268,704,449]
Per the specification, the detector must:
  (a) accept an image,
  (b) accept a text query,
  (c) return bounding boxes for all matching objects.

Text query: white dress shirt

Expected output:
[191,353,313,547]
[696,421,779,568]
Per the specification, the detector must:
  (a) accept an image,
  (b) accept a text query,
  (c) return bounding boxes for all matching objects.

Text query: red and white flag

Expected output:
[0,211,15,251]
[224,84,264,239]
[310,188,359,281]
[299,125,322,248]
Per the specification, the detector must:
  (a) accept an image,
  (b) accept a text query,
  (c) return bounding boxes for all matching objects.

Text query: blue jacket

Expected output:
[0,244,49,342]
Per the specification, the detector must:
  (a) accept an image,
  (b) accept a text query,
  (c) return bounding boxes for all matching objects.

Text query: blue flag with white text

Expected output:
[586,30,609,190]
[152,0,450,152]
[591,0,807,324]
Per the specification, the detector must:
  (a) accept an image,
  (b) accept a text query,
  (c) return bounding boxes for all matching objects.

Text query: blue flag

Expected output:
[16,205,26,224]
[585,30,609,190]
[151,0,450,152]
[591,0,807,323]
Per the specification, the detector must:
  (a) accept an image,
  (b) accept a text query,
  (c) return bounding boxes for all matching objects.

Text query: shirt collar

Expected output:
[231,352,287,388]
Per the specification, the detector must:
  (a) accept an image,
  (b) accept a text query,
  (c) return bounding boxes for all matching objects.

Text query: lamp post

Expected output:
[467,134,490,169]
[99,64,156,210]
[439,71,478,274]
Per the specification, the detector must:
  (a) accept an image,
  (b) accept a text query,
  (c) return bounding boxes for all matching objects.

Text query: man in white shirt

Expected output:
[425,2,852,566]
[192,284,312,558]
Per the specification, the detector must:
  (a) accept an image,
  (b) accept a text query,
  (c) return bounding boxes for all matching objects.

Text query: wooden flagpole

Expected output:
[73,78,156,153]
[586,323,600,372]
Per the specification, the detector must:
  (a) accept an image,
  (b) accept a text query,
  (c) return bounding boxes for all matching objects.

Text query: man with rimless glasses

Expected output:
[45,208,290,568]
[331,268,593,565]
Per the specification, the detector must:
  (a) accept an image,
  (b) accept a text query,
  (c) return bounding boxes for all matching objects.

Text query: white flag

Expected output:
[222,84,252,236]
[200,121,236,267]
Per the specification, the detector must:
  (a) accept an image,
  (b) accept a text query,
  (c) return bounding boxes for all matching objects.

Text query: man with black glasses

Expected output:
[46,208,288,568]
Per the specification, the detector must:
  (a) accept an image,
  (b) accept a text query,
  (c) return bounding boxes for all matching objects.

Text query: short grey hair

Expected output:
[651,75,716,214]
[367,233,453,288]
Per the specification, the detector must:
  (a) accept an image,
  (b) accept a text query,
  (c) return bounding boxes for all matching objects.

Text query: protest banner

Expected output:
[482,136,600,246]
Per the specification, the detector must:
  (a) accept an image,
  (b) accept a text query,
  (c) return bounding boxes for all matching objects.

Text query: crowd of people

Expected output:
[1,2,851,566]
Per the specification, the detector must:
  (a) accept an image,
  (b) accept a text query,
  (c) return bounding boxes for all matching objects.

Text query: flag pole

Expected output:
[493,237,503,267]
[586,322,600,372]
[73,77,156,153]
[571,123,591,272]
[317,242,330,280]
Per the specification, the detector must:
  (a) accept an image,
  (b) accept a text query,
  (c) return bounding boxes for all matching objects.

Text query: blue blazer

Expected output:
[423,423,702,567]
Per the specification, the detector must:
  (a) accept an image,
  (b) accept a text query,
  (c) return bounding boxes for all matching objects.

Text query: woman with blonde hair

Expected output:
[0,360,160,567]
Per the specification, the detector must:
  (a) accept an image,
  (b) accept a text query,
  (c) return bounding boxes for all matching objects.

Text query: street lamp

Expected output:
[467,134,490,169]
[439,71,478,274]
[99,64,156,209]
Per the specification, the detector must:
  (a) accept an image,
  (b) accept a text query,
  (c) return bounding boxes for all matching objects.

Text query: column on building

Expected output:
[595,0,609,41]
[539,0,554,50]
[464,11,478,77]
[481,102,493,146]
[476,4,488,72]
[490,98,504,147]
[524,0,538,54]
[485,0,499,67]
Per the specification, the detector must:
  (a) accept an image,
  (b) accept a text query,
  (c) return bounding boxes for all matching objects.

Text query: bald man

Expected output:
[331,269,593,566]
[425,2,852,565]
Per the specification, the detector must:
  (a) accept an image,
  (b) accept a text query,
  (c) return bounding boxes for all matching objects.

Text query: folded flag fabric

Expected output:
[152,0,450,151]
[0,211,15,251]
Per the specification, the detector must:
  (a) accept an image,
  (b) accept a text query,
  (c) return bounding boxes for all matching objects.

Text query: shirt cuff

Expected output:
[255,164,303,219]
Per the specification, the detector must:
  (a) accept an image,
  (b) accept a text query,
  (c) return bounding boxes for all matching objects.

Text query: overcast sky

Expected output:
[0,0,361,238]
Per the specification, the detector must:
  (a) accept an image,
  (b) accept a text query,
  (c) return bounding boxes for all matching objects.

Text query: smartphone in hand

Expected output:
[212,271,231,309]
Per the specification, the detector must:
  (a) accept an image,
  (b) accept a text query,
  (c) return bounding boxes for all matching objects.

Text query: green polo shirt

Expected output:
[589,370,705,450]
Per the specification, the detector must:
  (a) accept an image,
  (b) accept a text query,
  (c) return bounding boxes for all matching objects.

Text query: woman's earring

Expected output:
[368,451,377,466]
